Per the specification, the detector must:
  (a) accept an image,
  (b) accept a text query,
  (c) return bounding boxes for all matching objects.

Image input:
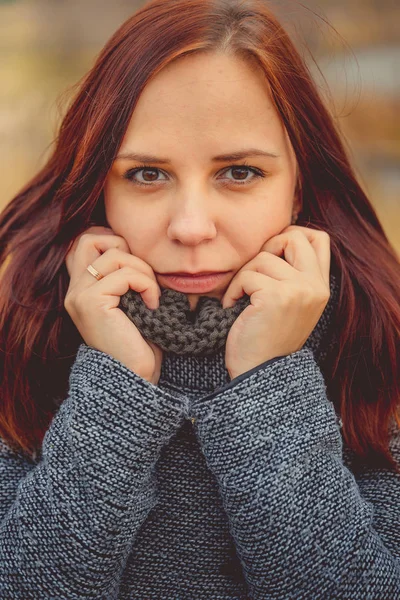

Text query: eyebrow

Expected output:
[115,148,281,163]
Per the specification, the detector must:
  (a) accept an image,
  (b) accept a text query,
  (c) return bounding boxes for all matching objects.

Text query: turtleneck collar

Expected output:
[158,271,341,395]
[159,347,228,395]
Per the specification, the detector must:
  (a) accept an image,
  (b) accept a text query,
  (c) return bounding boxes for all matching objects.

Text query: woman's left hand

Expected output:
[222,225,331,380]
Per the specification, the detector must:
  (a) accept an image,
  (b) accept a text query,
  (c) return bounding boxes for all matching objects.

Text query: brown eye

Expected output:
[220,165,266,186]
[231,166,251,180]
[123,167,167,185]
[122,164,267,187]
[140,168,159,182]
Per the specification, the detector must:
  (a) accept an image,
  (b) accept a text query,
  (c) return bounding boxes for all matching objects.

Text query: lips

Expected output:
[161,271,226,276]
[156,272,229,293]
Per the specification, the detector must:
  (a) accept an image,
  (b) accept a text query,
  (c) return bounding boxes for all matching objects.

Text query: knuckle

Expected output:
[115,236,131,251]
[119,265,143,282]
[63,293,72,311]
[290,230,305,241]
[318,231,331,245]
[119,265,133,275]
[105,246,122,260]
[259,251,273,263]
[319,230,330,240]
[64,290,77,312]
[77,233,92,248]
[320,286,331,303]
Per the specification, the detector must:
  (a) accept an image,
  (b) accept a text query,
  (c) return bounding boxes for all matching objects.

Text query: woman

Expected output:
[0,0,399,597]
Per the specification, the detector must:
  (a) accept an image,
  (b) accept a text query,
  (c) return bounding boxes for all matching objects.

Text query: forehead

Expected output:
[119,52,295,165]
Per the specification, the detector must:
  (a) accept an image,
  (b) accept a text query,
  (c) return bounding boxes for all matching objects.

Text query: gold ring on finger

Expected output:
[86,264,104,281]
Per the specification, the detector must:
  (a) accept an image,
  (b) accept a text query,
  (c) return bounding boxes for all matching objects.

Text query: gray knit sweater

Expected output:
[1,274,399,599]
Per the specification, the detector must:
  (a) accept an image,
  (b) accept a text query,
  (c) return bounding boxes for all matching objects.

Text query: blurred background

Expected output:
[1,0,399,254]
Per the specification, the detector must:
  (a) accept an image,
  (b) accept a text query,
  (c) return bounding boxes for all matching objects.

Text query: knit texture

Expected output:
[119,286,251,356]
[0,271,400,599]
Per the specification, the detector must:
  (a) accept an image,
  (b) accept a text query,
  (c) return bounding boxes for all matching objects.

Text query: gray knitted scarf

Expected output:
[118,272,340,358]
[118,288,251,357]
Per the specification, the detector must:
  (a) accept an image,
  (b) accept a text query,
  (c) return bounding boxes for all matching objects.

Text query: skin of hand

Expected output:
[221,225,331,380]
[64,225,163,385]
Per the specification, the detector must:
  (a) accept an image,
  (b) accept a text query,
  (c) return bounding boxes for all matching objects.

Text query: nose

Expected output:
[167,190,217,246]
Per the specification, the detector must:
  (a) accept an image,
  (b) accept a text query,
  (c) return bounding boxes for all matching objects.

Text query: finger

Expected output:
[84,267,161,310]
[222,270,277,309]
[66,227,117,258]
[67,234,131,282]
[283,226,331,286]
[66,232,130,277]
[78,248,161,295]
[255,251,299,280]
[229,251,298,285]
[261,229,326,283]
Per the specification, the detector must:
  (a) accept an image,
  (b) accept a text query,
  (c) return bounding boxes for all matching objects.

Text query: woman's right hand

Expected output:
[64,225,163,385]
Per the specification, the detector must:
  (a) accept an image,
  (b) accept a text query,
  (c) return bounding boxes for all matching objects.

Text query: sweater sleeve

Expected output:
[0,343,187,600]
[190,346,400,599]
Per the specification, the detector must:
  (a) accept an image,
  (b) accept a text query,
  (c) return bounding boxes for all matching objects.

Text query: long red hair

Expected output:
[1,0,399,471]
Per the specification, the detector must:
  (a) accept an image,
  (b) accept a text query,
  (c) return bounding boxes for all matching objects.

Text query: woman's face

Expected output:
[104,51,299,310]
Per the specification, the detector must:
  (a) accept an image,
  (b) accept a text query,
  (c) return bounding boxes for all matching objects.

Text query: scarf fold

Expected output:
[118,271,340,359]
[119,288,251,356]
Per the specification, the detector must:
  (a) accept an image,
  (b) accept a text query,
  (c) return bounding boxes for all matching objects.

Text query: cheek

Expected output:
[103,187,141,237]
[105,203,162,257]
[238,200,290,254]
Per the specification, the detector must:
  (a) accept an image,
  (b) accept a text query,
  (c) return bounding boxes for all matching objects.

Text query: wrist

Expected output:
[228,354,288,382]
